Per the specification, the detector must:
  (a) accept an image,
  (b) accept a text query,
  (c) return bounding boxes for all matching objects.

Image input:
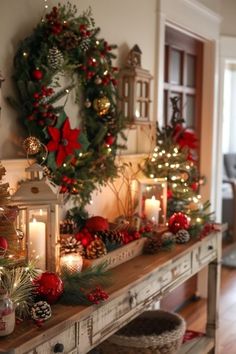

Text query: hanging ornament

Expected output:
[47,46,64,70]
[34,272,64,304]
[175,229,190,244]
[95,75,102,85]
[31,301,52,321]
[168,212,190,234]
[86,238,107,259]
[93,96,111,116]
[188,201,203,211]
[23,136,41,155]
[32,69,43,81]
[84,98,92,108]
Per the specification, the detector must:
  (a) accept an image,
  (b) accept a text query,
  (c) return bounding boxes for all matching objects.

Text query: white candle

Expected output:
[60,253,83,273]
[29,218,46,270]
[144,196,160,224]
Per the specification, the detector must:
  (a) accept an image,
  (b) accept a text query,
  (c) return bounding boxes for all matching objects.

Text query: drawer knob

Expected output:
[54,343,64,353]
[208,245,213,250]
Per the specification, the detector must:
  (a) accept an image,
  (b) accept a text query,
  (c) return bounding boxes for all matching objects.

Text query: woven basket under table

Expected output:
[99,310,186,354]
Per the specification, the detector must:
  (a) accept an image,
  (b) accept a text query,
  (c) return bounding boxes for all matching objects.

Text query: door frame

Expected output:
[154,0,221,297]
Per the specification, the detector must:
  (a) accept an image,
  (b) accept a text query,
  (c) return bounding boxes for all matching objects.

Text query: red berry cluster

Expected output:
[28,86,57,127]
[45,6,66,35]
[86,286,109,304]
[79,24,91,38]
[60,176,79,194]
[199,223,218,240]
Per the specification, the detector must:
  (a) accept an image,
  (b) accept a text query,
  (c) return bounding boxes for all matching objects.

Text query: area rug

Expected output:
[222,244,236,268]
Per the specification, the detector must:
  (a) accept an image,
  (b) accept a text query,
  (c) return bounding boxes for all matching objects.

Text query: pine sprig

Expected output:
[59,262,111,305]
[0,262,39,319]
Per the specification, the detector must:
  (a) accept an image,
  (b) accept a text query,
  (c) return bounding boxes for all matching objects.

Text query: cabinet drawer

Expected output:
[27,324,76,354]
[199,235,217,261]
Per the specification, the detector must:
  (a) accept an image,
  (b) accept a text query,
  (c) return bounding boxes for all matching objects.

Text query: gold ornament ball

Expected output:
[93,96,111,116]
[23,136,41,155]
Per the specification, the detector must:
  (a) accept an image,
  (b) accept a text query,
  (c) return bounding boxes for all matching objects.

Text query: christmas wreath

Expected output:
[9,3,127,205]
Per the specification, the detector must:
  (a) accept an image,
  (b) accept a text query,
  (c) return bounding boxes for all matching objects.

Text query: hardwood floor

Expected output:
[178,266,236,354]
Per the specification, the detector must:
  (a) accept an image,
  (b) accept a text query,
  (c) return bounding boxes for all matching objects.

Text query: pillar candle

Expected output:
[29,218,46,270]
[144,196,160,224]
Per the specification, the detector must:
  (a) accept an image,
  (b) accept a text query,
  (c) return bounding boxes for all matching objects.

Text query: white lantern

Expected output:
[11,163,63,272]
[138,178,167,226]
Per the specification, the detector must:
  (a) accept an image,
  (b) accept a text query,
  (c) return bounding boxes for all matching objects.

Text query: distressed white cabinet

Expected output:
[0,231,221,354]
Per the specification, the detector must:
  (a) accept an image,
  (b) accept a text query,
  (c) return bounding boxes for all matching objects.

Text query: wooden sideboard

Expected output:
[0,231,221,354]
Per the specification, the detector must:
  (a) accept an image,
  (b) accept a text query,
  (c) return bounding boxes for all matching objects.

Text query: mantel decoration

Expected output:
[8,2,127,206]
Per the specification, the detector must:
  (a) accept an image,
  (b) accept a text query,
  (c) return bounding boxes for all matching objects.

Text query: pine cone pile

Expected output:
[31,301,51,321]
[143,237,163,254]
[175,229,190,244]
[47,46,64,70]
[86,238,107,259]
[95,230,124,246]
[60,236,84,256]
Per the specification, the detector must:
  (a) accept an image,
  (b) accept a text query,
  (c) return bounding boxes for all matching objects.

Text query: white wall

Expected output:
[0,0,157,158]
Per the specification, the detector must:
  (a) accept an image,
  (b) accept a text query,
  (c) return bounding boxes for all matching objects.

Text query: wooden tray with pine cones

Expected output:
[83,237,147,271]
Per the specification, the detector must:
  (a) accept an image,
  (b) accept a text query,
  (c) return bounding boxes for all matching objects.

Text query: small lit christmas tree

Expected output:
[143,97,213,236]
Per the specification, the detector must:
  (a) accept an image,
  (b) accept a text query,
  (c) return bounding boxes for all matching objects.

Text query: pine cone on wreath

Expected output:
[86,238,107,259]
[47,46,64,70]
[143,237,163,254]
[60,236,84,256]
[95,230,124,246]
[59,31,79,50]
[31,301,52,321]
[79,38,91,52]
[175,229,190,244]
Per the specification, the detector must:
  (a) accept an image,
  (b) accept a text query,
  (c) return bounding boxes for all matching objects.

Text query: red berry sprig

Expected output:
[86,286,109,304]
[199,223,219,240]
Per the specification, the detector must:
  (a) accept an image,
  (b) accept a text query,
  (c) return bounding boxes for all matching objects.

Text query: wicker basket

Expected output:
[99,310,186,354]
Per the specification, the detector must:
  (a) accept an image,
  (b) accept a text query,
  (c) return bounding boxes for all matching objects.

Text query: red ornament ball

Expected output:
[85,216,109,233]
[34,272,64,304]
[32,69,43,81]
[168,212,190,234]
[0,237,8,256]
[105,134,115,146]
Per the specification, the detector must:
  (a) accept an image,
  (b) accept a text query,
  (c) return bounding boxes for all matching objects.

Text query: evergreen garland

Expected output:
[8,2,127,206]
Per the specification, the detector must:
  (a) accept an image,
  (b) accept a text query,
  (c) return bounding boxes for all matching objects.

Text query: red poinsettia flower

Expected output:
[173,124,198,150]
[47,118,81,167]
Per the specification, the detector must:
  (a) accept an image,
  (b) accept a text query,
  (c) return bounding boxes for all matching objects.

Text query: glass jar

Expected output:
[0,288,15,336]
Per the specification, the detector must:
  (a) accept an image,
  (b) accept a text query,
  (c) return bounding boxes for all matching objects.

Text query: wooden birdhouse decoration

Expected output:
[11,163,63,272]
[119,45,153,123]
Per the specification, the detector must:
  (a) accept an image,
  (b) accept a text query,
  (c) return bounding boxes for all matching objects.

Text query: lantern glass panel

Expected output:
[137,81,142,97]
[124,80,129,97]
[138,178,167,226]
[16,206,48,270]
